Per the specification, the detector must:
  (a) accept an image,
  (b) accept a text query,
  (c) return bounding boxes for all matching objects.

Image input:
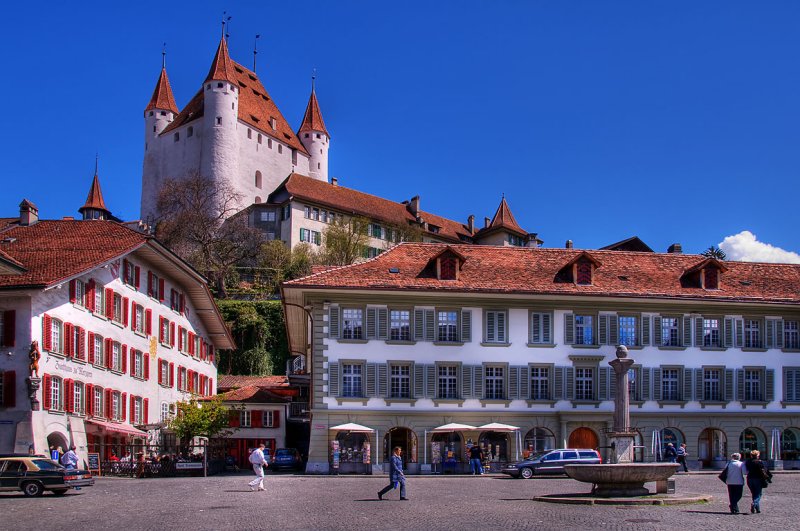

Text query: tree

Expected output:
[701,246,727,260]
[169,396,240,442]
[215,300,290,376]
[318,216,370,266]
[383,221,425,249]
[154,173,264,297]
[253,241,315,295]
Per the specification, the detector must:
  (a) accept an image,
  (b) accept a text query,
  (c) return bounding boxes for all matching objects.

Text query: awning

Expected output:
[329,423,374,432]
[85,419,147,437]
[477,423,520,432]
[431,423,477,432]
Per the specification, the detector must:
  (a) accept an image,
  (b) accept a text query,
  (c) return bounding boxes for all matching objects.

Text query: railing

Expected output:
[289,402,310,419]
[287,355,307,375]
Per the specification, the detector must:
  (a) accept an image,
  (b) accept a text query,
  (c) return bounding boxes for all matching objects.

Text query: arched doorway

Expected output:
[523,427,556,458]
[782,428,800,463]
[698,428,728,468]
[335,432,371,474]
[568,427,598,449]
[384,427,417,469]
[739,428,766,458]
[479,431,510,471]
[431,432,463,474]
[47,432,69,459]
[659,427,685,461]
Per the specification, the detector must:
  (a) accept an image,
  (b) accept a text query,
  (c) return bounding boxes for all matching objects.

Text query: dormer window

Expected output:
[555,252,601,286]
[440,257,457,280]
[681,258,726,290]
[576,259,593,285]
[430,247,466,281]
[704,267,719,290]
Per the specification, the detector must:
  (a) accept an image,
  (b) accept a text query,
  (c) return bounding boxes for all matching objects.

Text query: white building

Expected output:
[281,243,800,474]
[0,177,234,465]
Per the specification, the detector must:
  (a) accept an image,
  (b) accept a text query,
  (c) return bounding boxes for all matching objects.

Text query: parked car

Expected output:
[271,448,302,472]
[0,455,95,496]
[502,449,602,479]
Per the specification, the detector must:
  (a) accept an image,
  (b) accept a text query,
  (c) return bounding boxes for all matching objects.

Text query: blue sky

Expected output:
[3,1,800,259]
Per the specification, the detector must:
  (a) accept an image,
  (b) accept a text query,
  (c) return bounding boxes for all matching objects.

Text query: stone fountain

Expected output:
[563,345,679,497]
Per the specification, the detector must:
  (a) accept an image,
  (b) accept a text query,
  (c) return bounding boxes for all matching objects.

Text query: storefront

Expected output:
[698,427,728,469]
[328,423,374,475]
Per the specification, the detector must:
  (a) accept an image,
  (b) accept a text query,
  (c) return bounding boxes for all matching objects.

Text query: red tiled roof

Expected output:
[79,174,109,215]
[0,220,148,289]
[217,375,289,390]
[298,89,329,136]
[474,197,526,239]
[271,173,472,243]
[284,243,800,304]
[0,218,18,231]
[205,37,237,84]
[212,385,291,403]
[0,248,25,274]
[144,67,179,115]
[162,50,307,154]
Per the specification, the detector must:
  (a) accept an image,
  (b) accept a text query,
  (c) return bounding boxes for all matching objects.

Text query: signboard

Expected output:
[87,453,101,476]
[331,440,340,469]
[431,442,441,465]
[362,442,371,464]
[175,462,204,470]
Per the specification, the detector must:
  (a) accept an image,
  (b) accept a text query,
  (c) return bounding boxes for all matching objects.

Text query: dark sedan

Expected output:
[0,456,95,496]
[502,449,602,479]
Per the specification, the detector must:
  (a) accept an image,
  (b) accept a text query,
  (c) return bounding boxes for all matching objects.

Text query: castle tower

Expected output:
[79,167,111,220]
[200,36,241,208]
[298,79,330,182]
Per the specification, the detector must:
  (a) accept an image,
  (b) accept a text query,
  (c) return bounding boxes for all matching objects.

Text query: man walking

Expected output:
[469,444,484,475]
[378,447,408,501]
[60,445,81,490]
[248,443,269,492]
[676,443,689,472]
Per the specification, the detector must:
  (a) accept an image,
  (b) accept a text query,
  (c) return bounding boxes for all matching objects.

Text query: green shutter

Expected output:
[564,314,575,344]
[366,308,377,339]
[414,364,424,398]
[736,369,745,401]
[691,368,701,401]
[682,317,692,347]
[735,319,744,347]
[766,369,775,401]
[653,316,662,346]
[366,362,377,396]
[682,368,693,401]
[766,319,775,349]
[497,311,507,343]
[509,366,520,399]
[724,368,734,401]
[461,310,472,342]
[776,320,785,349]
[598,367,609,400]
[378,364,388,398]
[724,318,734,347]
[329,307,340,339]
[414,309,424,341]
[653,368,662,401]
[641,315,650,346]
[426,365,436,398]
[474,365,484,398]
[641,368,651,400]
[565,367,575,400]
[695,317,704,347]
[328,362,340,397]
[609,316,619,346]
[553,367,564,400]
[486,311,495,342]
[424,310,435,341]
[598,315,608,345]
[462,365,473,398]
[377,309,388,340]
[519,366,530,399]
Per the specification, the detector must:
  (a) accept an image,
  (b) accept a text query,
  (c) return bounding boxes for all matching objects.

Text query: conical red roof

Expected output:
[298,89,329,136]
[79,174,109,216]
[205,37,237,84]
[144,67,179,115]
[476,197,527,238]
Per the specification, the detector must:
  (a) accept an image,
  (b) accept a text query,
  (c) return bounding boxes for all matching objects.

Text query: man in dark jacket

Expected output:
[378,447,408,500]
[664,443,677,463]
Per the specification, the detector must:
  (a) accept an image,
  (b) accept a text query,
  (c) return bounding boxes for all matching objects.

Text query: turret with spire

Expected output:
[79,158,112,220]
[298,73,330,182]
[144,47,179,139]
[473,196,540,247]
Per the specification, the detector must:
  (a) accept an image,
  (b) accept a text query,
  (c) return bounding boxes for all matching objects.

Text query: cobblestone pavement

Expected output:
[2,472,798,530]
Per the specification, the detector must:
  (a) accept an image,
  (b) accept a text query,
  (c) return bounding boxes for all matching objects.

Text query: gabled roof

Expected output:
[298,89,329,136]
[162,60,307,154]
[600,236,654,253]
[283,243,800,304]
[213,385,291,403]
[474,197,527,239]
[218,375,290,390]
[144,67,179,115]
[205,37,237,84]
[78,174,110,216]
[268,173,472,243]
[0,248,25,275]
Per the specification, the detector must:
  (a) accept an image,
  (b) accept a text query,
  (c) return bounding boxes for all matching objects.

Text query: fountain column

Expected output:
[607,345,637,464]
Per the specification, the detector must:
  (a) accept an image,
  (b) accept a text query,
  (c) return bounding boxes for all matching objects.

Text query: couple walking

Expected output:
[721,450,773,514]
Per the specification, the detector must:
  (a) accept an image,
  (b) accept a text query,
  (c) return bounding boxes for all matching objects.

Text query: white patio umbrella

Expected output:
[477,423,521,460]
[329,423,374,432]
[431,423,477,432]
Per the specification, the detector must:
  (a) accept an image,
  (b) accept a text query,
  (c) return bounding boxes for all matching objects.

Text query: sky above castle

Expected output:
[3,0,800,261]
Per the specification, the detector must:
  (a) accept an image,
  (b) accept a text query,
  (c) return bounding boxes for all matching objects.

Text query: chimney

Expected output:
[407,195,420,216]
[484,217,491,228]
[667,243,682,254]
[331,177,338,186]
[565,240,573,249]
[467,215,475,233]
[19,199,38,226]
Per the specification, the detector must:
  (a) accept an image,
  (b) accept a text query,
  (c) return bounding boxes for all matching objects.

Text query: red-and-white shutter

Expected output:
[158,279,165,301]
[130,349,136,376]
[145,309,152,336]
[169,362,175,388]
[64,379,73,413]
[42,314,52,352]
[121,392,127,421]
[121,345,128,373]
[87,332,95,364]
[86,280,95,312]
[188,332,195,356]
[130,395,135,423]
[251,410,262,428]
[105,288,114,319]
[64,323,74,357]
[208,378,213,395]
[178,326,184,351]
[179,294,185,315]
[169,323,175,347]
[134,266,141,289]
[104,338,112,368]
[43,374,51,410]
[123,297,129,327]
[85,384,93,417]
[157,359,163,385]
[77,327,85,360]
[69,280,77,303]
[273,410,280,428]
[143,398,149,424]
[144,355,150,380]
[147,271,154,297]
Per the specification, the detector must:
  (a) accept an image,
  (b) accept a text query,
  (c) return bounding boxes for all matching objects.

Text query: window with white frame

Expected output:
[134,304,144,333]
[744,319,762,348]
[437,310,459,342]
[661,317,680,347]
[703,318,721,347]
[70,326,82,360]
[530,366,550,400]
[618,316,637,346]
[92,334,103,365]
[299,228,321,245]
[390,310,410,341]
[73,381,84,415]
[530,312,552,344]
[111,342,122,372]
[161,402,170,422]
[49,376,63,410]
[94,287,104,315]
[50,319,63,354]
[170,290,181,312]
[149,273,161,298]
[703,368,722,401]
[484,366,505,399]
[180,328,189,353]
[389,364,411,398]
[74,279,86,307]
[661,368,680,401]
[178,367,187,391]
[159,359,168,384]
[94,387,103,417]
[133,397,143,424]
[485,310,507,343]
[113,293,123,324]
[575,315,593,345]
[744,369,763,401]
[160,318,170,344]
[263,411,275,427]
[437,365,458,399]
[786,321,800,350]
[342,363,363,397]
[132,350,144,379]
[124,261,136,288]
[574,367,594,401]
[240,410,252,427]
[112,391,121,420]
[341,309,363,340]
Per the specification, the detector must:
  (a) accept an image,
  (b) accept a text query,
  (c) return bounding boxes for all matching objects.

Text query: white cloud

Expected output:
[718,231,800,264]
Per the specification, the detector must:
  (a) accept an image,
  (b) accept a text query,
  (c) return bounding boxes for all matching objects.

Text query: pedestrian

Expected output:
[720,452,746,514]
[60,445,81,490]
[676,443,689,472]
[378,446,408,501]
[745,449,772,514]
[664,443,677,463]
[28,444,35,456]
[50,445,60,462]
[469,444,484,475]
[248,443,269,492]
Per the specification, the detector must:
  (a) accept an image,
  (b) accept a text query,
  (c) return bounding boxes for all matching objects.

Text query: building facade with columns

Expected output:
[282,242,800,474]
[0,184,234,465]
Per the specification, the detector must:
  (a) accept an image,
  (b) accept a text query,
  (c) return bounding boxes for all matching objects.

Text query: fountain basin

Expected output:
[564,463,680,497]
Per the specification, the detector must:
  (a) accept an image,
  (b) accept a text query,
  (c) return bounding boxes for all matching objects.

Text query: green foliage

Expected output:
[169,396,238,441]
[701,246,727,260]
[319,216,370,266]
[216,300,289,376]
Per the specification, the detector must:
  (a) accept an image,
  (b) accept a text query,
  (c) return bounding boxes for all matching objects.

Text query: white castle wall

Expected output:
[299,131,329,182]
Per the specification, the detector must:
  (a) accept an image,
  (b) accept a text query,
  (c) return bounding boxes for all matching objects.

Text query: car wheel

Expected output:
[520,467,534,479]
[22,481,44,497]
[52,489,68,496]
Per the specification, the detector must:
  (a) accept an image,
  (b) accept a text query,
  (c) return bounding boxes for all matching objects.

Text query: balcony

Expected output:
[288,401,310,420]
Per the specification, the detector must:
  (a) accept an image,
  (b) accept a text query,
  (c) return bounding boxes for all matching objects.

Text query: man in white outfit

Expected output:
[248,443,269,491]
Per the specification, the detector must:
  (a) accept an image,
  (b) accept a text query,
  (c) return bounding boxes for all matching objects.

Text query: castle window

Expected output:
[316,133,321,139]
[320,149,323,154]
[258,134,262,144]
[160,111,166,116]
[247,129,252,139]
[318,163,321,169]
[206,84,211,90]
[149,111,153,117]
[255,171,262,189]
[292,150,298,165]
[268,139,273,149]
[216,117,222,126]
[217,82,223,88]
[305,133,309,138]
[278,145,283,154]
[255,196,261,204]
[187,127,193,138]
[153,126,156,132]
[174,133,179,142]
[270,118,277,130]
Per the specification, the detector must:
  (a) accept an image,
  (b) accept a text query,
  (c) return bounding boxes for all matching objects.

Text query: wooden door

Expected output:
[568,427,599,449]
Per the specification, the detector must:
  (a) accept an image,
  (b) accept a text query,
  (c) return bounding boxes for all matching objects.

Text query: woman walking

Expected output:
[745,450,772,513]
[722,452,746,514]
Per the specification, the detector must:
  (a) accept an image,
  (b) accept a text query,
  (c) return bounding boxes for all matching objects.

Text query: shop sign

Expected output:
[314,425,326,430]
[331,440,340,469]
[175,462,204,470]
[54,361,93,378]
[431,442,441,464]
